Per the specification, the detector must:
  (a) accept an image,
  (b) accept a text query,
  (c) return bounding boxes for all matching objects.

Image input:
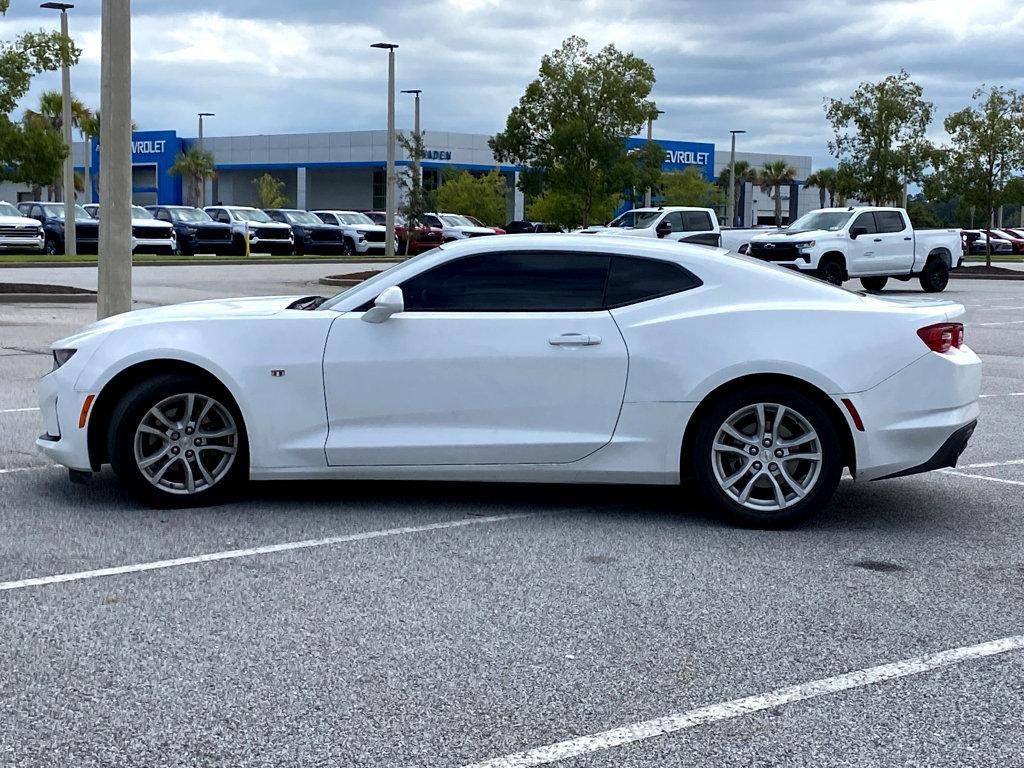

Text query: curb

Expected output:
[0,256,407,269]
[318,277,363,287]
[951,272,1024,281]
[0,293,96,303]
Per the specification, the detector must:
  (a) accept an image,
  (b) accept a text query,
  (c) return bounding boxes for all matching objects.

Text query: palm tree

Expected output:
[23,90,91,201]
[252,172,288,208]
[717,160,755,224]
[804,167,840,208]
[169,146,217,207]
[758,160,797,226]
[78,110,100,204]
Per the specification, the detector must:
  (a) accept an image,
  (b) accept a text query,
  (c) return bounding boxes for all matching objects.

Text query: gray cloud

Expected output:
[2,0,1022,168]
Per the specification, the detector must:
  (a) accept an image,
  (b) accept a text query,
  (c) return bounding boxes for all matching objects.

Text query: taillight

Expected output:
[917,322,964,353]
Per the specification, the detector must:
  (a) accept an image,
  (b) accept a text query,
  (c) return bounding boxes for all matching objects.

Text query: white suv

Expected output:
[422,213,497,240]
[204,205,294,255]
[0,200,44,253]
[581,206,721,247]
[311,210,389,254]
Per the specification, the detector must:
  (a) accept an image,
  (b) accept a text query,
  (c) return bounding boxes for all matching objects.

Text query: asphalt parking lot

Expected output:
[1,265,1022,767]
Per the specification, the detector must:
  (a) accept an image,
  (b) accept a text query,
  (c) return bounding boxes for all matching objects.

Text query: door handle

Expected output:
[904,236,912,241]
[549,333,601,346]
[872,237,882,242]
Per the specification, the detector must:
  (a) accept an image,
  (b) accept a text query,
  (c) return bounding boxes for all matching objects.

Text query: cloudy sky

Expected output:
[2,0,1023,168]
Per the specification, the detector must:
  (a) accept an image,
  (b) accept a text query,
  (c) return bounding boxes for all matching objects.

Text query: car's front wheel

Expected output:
[919,258,949,292]
[107,374,248,507]
[691,386,843,528]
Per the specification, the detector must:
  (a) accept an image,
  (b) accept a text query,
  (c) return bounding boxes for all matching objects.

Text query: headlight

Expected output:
[52,348,76,371]
[794,240,816,249]
[183,226,198,234]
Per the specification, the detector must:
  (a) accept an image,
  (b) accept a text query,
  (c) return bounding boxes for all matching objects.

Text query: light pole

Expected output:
[726,129,746,228]
[400,89,421,186]
[41,2,76,256]
[644,108,664,208]
[371,42,399,258]
[197,112,214,207]
[97,0,132,319]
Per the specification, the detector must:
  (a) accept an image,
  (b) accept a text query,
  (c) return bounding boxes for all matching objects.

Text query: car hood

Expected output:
[53,295,304,348]
[352,224,386,233]
[751,228,832,242]
[579,227,647,237]
[0,214,42,227]
[131,218,173,228]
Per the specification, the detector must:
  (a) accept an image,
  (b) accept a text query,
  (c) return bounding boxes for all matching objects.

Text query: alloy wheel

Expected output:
[711,402,823,512]
[133,392,238,495]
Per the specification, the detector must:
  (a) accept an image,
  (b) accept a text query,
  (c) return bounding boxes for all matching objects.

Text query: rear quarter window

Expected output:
[604,256,702,307]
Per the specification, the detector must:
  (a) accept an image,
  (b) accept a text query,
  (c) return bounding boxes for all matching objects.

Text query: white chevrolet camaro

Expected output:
[37,235,981,527]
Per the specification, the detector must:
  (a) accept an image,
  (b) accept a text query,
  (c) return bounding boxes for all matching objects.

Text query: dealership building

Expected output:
[1,128,821,226]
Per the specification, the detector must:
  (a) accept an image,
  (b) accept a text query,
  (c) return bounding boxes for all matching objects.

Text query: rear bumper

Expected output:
[875,420,977,480]
[844,346,982,481]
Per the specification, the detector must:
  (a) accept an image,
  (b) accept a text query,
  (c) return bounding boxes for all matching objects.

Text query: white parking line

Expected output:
[939,470,1024,487]
[979,392,1024,399]
[467,633,1024,768]
[976,320,1024,327]
[0,513,531,593]
[958,458,1024,469]
[0,465,59,475]
[0,407,39,414]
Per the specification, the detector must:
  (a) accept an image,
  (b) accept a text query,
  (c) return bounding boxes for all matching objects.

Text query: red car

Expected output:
[985,228,1024,254]
[363,211,445,254]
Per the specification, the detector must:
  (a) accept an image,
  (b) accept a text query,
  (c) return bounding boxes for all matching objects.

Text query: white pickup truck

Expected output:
[0,201,45,253]
[580,206,721,247]
[745,207,962,292]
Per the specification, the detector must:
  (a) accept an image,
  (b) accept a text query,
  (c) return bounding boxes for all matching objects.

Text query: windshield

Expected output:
[284,211,323,225]
[40,203,92,220]
[339,212,375,225]
[131,206,154,219]
[0,202,21,217]
[172,208,212,222]
[788,211,853,231]
[233,208,272,223]
[320,249,439,311]
[441,214,474,227]
[607,211,661,229]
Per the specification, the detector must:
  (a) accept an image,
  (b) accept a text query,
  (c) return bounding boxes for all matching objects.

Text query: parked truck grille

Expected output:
[311,229,342,242]
[363,231,386,243]
[134,226,172,239]
[256,227,290,240]
[196,227,231,241]
[0,226,40,238]
[76,224,99,240]
[749,242,800,261]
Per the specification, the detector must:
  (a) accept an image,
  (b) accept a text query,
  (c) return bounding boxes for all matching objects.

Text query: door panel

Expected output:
[323,312,628,466]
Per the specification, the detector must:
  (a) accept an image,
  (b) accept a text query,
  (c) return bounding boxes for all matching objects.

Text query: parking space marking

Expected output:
[467,633,1024,768]
[958,458,1024,469]
[979,392,1024,398]
[975,320,1024,327]
[0,513,531,593]
[939,470,1024,487]
[0,407,39,414]
[0,465,59,475]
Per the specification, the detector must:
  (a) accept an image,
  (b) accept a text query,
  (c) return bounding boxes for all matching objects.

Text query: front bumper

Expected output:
[0,236,44,252]
[843,346,982,481]
[133,237,175,252]
[35,367,93,472]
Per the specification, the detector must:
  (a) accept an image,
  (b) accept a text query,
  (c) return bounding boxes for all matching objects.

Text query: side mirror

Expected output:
[361,286,404,324]
[850,226,868,240]
[655,220,673,238]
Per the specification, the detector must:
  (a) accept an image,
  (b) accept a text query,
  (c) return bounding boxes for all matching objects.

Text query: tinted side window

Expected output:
[604,256,702,307]
[401,252,610,312]
[682,210,713,231]
[851,212,877,233]
[662,212,684,232]
[875,211,906,233]
[320,213,338,225]
[423,215,442,228]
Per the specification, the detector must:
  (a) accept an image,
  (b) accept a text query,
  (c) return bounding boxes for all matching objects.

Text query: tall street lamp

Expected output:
[41,2,76,256]
[400,89,421,186]
[371,42,399,258]
[644,108,665,208]
[726,129,746,228]
[197,111,214,206]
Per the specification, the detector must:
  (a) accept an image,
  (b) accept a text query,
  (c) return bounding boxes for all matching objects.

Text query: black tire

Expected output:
[106,374,248,508]
[860,276,888,292]
[919,258,949,293]
[690,385,843,528]
[342,237,355,256]
[231,234,247,256]
[44,235,63,256]
[817,258,845,286]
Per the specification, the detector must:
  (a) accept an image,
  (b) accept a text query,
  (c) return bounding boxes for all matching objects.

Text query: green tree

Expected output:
[626,138,666,207]
[905,194,944,228]
[0,7,80,114]
[716,159,756,218]
[435,168,509,226]
[803,167,840,209]
[0,113,66,188]
[22,89,91,200]
[661,166,726,212]
[397,129,434,251]
[490,36,656,226]
[926,86,1024,265]
[252,172,288,208]
[825,70,933,205]
[169,145,217,207]
[757,160,797,226]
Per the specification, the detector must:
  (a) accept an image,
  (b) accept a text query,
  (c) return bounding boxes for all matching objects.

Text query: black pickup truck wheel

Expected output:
[919,259,949,293]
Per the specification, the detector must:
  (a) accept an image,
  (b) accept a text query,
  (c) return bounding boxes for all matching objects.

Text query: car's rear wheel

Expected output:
[44,235,63,256]
[860,276,888,291]
[107,374,248,507]
[919,258,949,292]
[692,386,843,528]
